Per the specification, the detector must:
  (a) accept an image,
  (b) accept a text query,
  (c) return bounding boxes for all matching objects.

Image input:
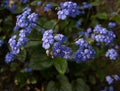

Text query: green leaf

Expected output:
[29,54,53,70]
[30,0,41,6]
[16,49,26,62]
[91,0,100,6]
[25,41,41,48]
[46,75,72,91]
[112,15,120,24]
[44,20,57,29]
[95,13,108,20]
[10,62,18,72]
[72,78,90,91]
[53,58,68,74]
[26,41,53,70]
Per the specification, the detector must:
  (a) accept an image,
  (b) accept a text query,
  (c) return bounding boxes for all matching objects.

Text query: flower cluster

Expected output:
[101,75,120,91]
[82,2,92,9]
[108,22,116,28]
[57,1,83,20]
[92,25,116,46]
[52,42,72,59]
[0,0,16,12]
[74,38,95,63]
[6,8,38,63]
[16,8,38,30]
[44,4,52,12]
[105,48,118,60]
[20,0,29,4]
[42,29,54,49]
[5,52,15,63]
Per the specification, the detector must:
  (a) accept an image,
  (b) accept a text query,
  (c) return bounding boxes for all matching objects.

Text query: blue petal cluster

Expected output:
[0,40,4,47]
[82,2,92,9]
[20,0,29,4]
[9,8,38,55]
[105,48,118,60]
[102,75,120,91]
[93,25,116,46]
[74,38,95,63]
[24,67,32,73]
[16,8,38,29]
[0,0,16,12]
[106,76,114,85]
[52,42,72,59]
[108,22,116,28]
[57,1,82,20]
[42,29,54,49]
[44,4,52,12]
[54,34,68,43]
[5,52,15,63]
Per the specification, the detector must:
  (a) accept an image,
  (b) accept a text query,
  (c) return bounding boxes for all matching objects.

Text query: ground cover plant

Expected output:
[0,0,120,91]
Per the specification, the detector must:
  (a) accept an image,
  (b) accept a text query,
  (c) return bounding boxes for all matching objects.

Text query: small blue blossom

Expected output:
[93,25,116,46]
[44,4,52,12]
[57,9,69,20]
[115,45,119,49]
[9,35,20,54]
[37,1,42,6]
[57,1,82,20]
[52,42,72,59]
[75,38,88,47]
[42,29,54,49]
[108,22,116,28]
[106,75,114,85]
[75,21,81,28]
[5,52,15,63]
[82,2,92,9]
[113,75,120,81]
[109,86,114,91]
[1,0,9,8]
[54,34,67,43]
[9,4,16,13]
[28,13,38,23]
[105,48,118,60]
[20,0,29,4]
[24,67,32,73]
[0,40,4,47]
[74,46,95,63]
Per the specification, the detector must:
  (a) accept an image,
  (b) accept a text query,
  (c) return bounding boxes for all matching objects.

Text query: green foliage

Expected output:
[53,58,68,74]
[46,75,72,91]
[72,78,90,91]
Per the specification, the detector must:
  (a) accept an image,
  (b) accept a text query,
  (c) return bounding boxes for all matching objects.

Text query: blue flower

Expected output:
[109,86,114,91]
[54,34,67,43]
[57,1,82,20]
[113,75,120,81]
[75,38,88,47]
[9,35,20,54]
[44,4,52,12]
[105,48,118,60]
[74,46,95,63]
[42,29,54,49]
[82,2,92,9]
[108,22,116,28]
[9,4,16,13]
[75,21,81,28]
[57,9,69,20]
[93,25,116,46]
[20,0,29,4]
[5,52,15,63]
[0,40,4,47]
[106,75,114,85]
[24,67,32,73]
[52,42,72,59]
